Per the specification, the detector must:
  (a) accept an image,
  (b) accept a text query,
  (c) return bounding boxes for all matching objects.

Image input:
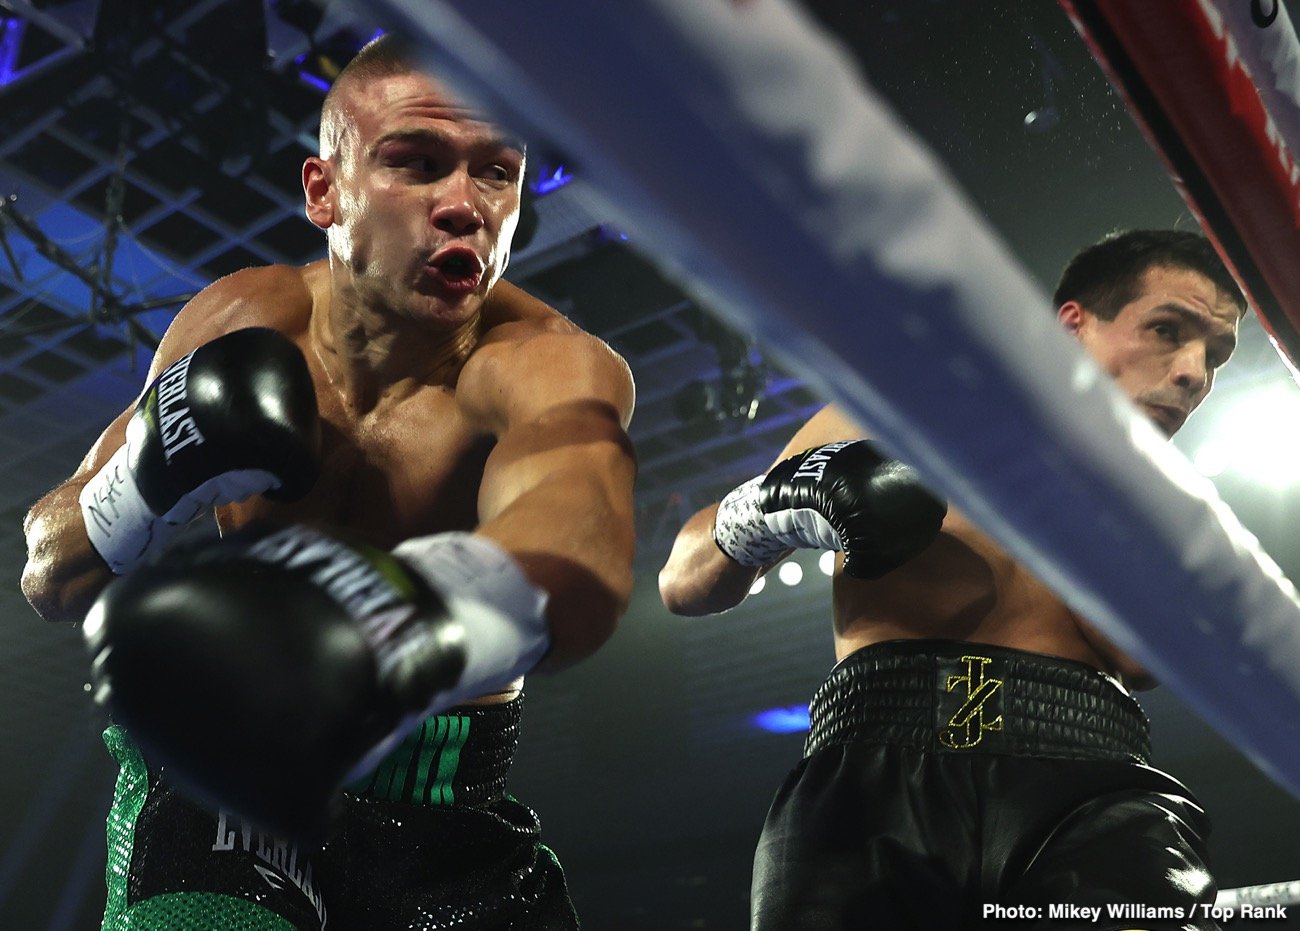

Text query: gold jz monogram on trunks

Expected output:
[939,655,1005,749]
[803,642,1152,763]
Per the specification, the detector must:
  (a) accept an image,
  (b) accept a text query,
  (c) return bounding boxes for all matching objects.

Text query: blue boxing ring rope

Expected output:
[354,0,1300,799]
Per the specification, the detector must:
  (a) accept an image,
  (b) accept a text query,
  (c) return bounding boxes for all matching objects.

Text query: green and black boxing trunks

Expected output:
[101,696,577,930]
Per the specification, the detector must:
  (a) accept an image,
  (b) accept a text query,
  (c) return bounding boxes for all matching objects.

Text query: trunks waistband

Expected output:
[346,695,522,808]
[804,640,1151,764]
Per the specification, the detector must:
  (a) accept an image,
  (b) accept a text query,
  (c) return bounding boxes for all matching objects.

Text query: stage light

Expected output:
[819,551,836,576]
[748,576,766,596]
[0,18,21,87]
[529,163,573,196]
[753,705,810,734]
[778,561,803,586]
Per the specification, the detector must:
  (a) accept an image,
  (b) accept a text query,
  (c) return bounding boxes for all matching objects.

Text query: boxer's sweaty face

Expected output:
[1064,266,1239,437]
[329,72,524,325]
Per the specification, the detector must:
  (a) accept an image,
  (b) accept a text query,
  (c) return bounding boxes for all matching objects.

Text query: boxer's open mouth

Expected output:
[437,254,476,279]
[426,248,483,292]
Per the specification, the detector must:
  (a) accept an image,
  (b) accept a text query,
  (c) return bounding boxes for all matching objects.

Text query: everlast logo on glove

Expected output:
[244,525,441,690]
[142,350,206,462]
[791,441,855,482]
[248,525,411,614]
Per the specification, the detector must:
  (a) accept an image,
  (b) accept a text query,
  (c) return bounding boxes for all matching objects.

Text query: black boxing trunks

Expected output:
[101,696,577,930]
[751,640,1218,931]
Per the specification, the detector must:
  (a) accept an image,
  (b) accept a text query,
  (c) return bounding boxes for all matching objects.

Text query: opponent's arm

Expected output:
[21,267,318,623]
[659,404,945,615]
[660,405,858,615]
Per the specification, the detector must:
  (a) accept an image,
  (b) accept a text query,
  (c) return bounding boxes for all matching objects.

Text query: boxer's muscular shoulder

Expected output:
[482,278,580,331]
[200,263,315,332]
[463,283,632,431]
[158,263,315,363]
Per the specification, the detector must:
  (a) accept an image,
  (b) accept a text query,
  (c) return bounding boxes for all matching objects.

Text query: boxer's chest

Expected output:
[223,386,494,547]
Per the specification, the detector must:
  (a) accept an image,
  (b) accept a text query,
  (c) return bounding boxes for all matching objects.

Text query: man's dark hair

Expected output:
[319,34,424,160]
[326,33,420,106]
[1052,229,1246,320]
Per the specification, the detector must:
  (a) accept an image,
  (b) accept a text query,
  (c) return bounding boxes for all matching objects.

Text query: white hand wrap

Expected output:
[713,473,842,567]
[80,444,160,575]
[391,533,551,710]
[79,442,277,575]
[713,475,791,567]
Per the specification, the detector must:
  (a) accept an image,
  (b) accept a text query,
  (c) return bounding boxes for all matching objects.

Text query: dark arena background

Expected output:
[0,1,1298,928]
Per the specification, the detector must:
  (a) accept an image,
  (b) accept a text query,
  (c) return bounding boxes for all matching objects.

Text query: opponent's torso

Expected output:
[833,507,1149,688]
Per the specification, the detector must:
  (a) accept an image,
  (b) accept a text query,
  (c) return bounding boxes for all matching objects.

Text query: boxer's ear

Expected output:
[1057,300,1088,336]
[303,157,335,230]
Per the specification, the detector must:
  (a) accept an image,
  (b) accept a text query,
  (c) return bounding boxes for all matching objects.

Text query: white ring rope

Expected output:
[1217,879,1300,909]
[353,0,1300,796]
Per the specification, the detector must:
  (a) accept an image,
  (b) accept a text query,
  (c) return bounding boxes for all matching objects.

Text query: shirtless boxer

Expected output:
[659,229,1243,931]
[21,34,635,930]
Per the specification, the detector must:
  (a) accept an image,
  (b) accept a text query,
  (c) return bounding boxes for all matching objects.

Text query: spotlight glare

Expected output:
[819,551,836,576]
[748,576,766,596]
[1192,443,1228,478]
[778,561,803,586]
[1198,385,1300,487]
[753,705,811,733]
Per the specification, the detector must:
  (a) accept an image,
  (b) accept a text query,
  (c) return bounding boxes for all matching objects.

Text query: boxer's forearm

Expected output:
[22,482,115,624]
[659,504,769,616]
[477,440,636,672]
[24,400,135,623]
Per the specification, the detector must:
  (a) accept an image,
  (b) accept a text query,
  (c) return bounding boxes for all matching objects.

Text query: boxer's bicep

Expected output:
[474,329,634,520]
[479,404,634,522]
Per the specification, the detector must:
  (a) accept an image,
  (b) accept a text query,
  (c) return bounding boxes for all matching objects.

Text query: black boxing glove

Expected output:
[84,523,550,837]
[79,328,321,574]
[712,440,947,579]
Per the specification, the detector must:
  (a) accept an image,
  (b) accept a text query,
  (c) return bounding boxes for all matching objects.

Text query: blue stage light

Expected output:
[530,164,574,196]
[753,705,810,734]
[0,18,23,87]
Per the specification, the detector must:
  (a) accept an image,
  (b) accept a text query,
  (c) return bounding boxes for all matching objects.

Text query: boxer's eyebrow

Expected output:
[371,129,524,161]
[1150,302,1237,365]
